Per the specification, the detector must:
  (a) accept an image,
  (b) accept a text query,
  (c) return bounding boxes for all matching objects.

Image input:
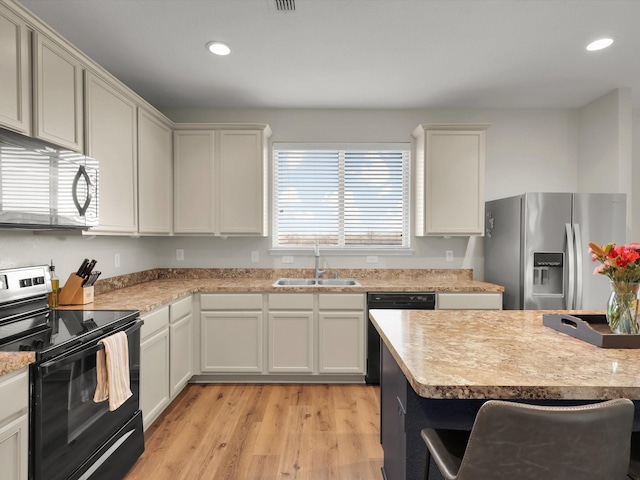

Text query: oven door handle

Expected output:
[39,320,142,374]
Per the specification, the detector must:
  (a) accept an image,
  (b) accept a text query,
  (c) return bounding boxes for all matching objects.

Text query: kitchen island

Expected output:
[369,309,640,480]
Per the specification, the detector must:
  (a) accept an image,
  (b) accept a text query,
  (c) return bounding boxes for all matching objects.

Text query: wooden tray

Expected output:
[543,313,640,348]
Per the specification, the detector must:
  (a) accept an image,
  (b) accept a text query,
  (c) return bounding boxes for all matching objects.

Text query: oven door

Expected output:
[31,320,141,480]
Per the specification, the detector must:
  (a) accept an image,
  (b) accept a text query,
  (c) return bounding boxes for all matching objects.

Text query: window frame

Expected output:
[270,142,412,255]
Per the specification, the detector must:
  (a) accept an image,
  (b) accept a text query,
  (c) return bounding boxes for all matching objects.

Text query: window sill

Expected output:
[268,248,414,257]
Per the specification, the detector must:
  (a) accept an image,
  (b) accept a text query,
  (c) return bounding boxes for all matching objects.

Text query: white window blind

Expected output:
[273,144,410,249]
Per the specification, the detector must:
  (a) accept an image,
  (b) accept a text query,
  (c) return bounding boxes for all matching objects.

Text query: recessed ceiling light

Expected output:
[586,37,614,51]
[206,41,231,56]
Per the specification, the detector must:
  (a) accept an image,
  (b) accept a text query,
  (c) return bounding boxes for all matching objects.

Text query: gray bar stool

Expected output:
[421,398,635,480]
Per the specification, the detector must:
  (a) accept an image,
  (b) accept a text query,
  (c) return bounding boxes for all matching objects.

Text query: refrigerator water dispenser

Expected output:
[532,252,564,296]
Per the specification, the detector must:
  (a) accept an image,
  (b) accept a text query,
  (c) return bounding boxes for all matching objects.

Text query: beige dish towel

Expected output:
[94,331,132,411]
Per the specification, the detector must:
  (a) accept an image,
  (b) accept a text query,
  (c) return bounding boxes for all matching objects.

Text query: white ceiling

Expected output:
[18,0,640,110]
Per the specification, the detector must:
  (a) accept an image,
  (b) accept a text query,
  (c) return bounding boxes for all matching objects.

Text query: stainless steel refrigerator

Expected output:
[484,192,627,310]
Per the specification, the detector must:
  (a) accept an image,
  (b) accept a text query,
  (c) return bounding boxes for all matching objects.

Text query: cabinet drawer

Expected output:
[268,294,314,310]
[0,369,28,421]
[436,293,502,310]
[170,296,192,323]
[141,306,169,339]
[201,293,263,310]
[318,294,364,310]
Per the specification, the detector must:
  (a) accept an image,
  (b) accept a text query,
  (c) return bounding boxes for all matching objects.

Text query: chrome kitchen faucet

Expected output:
[314,242,325,279]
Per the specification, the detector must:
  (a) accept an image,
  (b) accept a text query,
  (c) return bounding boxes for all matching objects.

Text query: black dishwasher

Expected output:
[366,292,436,384]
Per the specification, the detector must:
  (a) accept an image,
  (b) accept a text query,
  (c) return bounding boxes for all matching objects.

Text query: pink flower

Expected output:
[593,264,606,275]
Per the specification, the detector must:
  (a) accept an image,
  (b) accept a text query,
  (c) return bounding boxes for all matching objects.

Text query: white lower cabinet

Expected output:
[268,294,314,373]
[0,368,29,480]
[169,296,193,397]
[199,292,366,380]
[436,292,503,310]
[140,306,170,430]
[200,294,264,373]
[318,294,365,374]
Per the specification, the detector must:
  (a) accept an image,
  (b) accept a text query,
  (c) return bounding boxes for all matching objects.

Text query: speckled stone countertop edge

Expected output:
[0,352,35,376]
[369,309,640,401]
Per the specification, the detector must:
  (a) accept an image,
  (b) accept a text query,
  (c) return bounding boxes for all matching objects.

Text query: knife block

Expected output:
[59,274,94,305]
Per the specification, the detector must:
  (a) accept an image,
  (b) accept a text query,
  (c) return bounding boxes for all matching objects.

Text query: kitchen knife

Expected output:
[84,271,101,287]
[84,259,97,277]
[76,258,89,277]
[82,272,95,287]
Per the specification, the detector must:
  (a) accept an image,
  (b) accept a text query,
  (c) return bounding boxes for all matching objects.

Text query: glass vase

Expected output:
[606,282,640,334]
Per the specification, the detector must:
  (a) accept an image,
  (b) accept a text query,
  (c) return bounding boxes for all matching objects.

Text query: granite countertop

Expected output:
[89,272,502,314]
[0,268,502,377]
[0,352,35,376]
[369,309,640,401]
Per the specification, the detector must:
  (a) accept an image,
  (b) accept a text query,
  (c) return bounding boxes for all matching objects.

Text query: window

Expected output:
[272,143,410,250]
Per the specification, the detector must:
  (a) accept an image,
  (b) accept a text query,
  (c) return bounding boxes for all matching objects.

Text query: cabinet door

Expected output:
[427,129,484,234]
[169,313,193,397]
[173,130,215,233]
[413,124,489,236]
[138,108,172,234]
[140,327,170,430]
[0,414,28,480]
[380,342,407,480]
[318,311,365,373]
[201,311,263,372]
[218,130,266,235]
[85,71,138,233]
[0,4,30,135]
[268,311,314,373]
[32,32,83,151]
[436,292,503,310]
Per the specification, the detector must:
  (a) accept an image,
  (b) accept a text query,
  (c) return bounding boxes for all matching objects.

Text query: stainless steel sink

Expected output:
[272,278,317,286]
[316,278,360,286]
[273,278,361,287]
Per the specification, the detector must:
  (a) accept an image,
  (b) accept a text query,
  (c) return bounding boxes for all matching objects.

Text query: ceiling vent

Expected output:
[275,0,295,12]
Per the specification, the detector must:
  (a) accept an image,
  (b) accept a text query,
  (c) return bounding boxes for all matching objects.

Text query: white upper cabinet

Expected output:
[32,32,84,152]
[413,124,490,236]
[138,108,173,235]
[218,129,270,236]
[85,71,138,233]
[173,125,271,236]
[173,130,216,234]
[0,4,30,135]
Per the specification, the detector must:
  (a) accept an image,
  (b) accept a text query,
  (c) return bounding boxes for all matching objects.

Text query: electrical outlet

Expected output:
[251,251,259,262]
[114,253,120,268]
[445,250,454,262]
[176,249,184,261]
[366,256,379,263]
[282,256,294,264]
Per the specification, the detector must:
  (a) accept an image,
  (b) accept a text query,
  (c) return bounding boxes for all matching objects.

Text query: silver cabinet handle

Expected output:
[72,165,93,216]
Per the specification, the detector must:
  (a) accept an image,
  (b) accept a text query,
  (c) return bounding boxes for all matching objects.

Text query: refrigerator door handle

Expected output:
[573,223,583,309]
[565,223,575,309]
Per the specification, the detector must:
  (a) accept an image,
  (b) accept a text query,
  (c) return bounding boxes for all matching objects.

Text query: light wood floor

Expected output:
[125,383,383,480]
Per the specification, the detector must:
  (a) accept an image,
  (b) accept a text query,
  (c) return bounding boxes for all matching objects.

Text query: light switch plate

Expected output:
[176,249,185,261]
[282,256,294,264]
[114,253,120,268]
[366,256,379,263]
[445,250,454,262]
[251,251,259,262]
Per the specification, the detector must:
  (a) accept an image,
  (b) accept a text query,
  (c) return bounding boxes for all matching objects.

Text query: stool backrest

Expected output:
[457,398,634,480]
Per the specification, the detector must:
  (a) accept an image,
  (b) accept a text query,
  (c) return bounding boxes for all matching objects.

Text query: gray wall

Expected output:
[1,98,637,281]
